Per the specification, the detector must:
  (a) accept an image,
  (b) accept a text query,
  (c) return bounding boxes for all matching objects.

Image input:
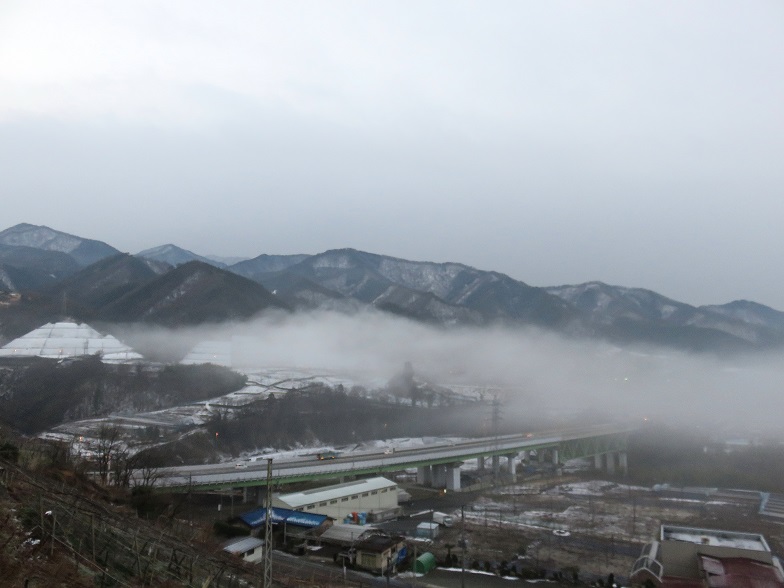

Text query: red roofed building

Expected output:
[630,525,784,588]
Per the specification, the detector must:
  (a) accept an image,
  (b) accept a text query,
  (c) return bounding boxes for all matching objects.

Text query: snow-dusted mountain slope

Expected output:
[3,222,784,353]
[137,244,226,268]
[547,281,784,347]
[0,223,120,267]
[276,249,573,327]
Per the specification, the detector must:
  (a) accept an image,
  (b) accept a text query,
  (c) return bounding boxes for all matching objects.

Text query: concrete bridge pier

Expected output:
[618,451,628,475]
[417,465,433,486]
[445,462,463,492]
[551,449,559,466]
[606,452,616,475]
[592,451,627,475]
[432,464,448,488]
[477,456,486,471]
[492,455,500,478]
[505,454,518,482]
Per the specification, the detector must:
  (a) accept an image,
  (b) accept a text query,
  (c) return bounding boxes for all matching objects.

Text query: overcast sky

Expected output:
[1,1,782,309]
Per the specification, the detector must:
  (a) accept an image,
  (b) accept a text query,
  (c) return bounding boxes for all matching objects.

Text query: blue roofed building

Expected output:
[238,506,332,538]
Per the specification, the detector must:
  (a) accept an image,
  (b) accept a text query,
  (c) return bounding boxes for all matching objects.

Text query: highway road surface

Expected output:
[149,424,631,490]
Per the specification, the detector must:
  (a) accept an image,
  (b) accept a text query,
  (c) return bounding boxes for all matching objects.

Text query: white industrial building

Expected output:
[0,321,143,363]
[272,477,399,521]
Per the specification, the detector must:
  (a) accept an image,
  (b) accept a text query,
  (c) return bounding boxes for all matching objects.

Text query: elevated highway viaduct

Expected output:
[150,424,633,495]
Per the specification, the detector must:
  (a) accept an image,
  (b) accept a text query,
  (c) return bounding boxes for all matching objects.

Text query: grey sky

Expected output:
[1,1,782,308]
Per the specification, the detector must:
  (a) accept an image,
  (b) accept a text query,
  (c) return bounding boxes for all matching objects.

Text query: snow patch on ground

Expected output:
[545,481,650,496]
[439,567,520,580]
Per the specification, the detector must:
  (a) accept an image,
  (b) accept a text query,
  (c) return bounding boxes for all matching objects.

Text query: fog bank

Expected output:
[112,309,784,437]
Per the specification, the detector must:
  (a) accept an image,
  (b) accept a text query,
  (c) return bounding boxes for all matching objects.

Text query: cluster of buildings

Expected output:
[223,484,784,584]
[223,476,409,576]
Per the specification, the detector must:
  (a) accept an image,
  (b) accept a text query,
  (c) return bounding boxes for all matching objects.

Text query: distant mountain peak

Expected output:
[0,223,82,253]
[99,260,289,326]
[139,244,179,254]
[136,244,226,268]
[0,223,119,267]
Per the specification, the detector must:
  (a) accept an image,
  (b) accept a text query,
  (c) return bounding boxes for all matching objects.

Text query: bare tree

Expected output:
[132,453,162,489]
[95,425,122,485]
[110,445,136,488]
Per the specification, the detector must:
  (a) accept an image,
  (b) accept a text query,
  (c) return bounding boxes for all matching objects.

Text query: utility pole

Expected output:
[491,395,502,484]
[412,542,417,588]
[263,458,273,588]
[460,505,466,588]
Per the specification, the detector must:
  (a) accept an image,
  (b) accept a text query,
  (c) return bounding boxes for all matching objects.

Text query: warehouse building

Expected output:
[272,477,399,521]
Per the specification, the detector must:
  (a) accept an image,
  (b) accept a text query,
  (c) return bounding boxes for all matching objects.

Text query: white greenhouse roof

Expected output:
[0,321,143,363]
[276,477,397,509]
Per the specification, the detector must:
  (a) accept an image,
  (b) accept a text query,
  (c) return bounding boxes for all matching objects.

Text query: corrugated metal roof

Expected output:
[239,506,328,529]
[319,523,377,544]
[276,477,396,508]
[285,511,329,527]
[0,321,143,363]
[223,537,264,554]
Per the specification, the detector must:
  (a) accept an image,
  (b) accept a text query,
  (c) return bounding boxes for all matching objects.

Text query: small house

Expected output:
[353,535,406,575]
[223,537,264,564]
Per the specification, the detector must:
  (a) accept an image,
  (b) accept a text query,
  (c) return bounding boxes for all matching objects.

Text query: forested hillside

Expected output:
[0,358,246,433]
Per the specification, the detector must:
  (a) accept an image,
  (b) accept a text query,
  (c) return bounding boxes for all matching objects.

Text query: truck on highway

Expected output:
[432,511,454,527]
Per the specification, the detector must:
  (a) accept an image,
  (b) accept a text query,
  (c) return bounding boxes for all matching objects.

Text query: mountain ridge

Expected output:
[1,223,782,353]
[0,223,120,267]
[97,260,290,326]
[137,244,227,268]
